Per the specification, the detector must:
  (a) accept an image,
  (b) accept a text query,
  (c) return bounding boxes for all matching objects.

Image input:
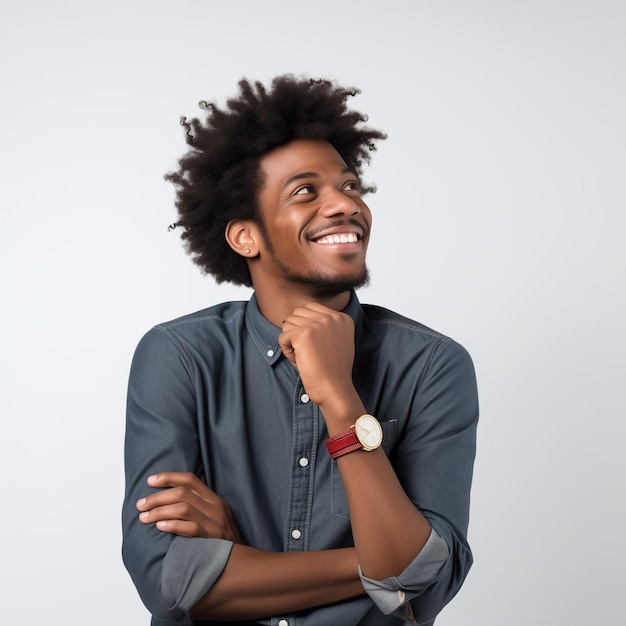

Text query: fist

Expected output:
[278,302,356,406]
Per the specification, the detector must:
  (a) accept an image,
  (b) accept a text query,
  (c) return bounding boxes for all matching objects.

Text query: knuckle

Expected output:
[192,523,205,537]
[172,485,188,498]
[178,472,194,485]
[179,502,194,516]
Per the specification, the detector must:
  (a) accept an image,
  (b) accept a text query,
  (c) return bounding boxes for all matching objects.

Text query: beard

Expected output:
[273,257,370,298]
[257,218,370,298]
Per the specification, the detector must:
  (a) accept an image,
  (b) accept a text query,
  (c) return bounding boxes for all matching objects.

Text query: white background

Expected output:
[1,1,624,624]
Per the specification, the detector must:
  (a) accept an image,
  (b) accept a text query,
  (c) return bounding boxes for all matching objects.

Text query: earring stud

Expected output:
[244,249,251,254]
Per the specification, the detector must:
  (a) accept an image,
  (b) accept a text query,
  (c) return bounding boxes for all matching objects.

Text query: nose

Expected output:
[319,188,361,218]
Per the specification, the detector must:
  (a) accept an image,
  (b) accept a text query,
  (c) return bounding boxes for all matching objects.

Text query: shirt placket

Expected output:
[285,377,318,552]
[272,377,318,626]
[273,377,318,626]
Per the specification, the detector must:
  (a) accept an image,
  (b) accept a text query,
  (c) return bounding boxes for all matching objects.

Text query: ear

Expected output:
[225,220,259,257]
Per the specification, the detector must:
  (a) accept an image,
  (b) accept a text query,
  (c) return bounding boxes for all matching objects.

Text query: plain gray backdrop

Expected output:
[1,1,624,624]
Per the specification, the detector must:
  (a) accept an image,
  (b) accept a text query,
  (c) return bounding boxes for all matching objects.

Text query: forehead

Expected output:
[259,139,348,188]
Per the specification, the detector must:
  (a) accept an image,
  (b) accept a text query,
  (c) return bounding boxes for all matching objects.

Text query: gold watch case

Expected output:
[354,414,383,451]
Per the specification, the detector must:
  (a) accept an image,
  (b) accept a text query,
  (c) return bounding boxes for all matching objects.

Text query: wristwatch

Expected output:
[324,414,383,459]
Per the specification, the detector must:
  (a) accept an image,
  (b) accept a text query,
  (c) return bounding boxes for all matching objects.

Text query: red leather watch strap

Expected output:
[325,426,362,459]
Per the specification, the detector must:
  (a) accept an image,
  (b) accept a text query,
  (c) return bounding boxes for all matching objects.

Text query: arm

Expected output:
[136,472,365,620]
[123,328,366,623]
[122,328,232,623]
[279,303,477,621]
[279,303,431,580]
[191,545,362,620]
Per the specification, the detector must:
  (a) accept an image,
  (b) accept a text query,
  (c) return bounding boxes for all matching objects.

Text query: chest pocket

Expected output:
[330,418,398,519]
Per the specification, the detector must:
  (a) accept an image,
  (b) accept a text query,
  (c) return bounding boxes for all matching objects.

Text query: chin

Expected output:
[284,266,370,298]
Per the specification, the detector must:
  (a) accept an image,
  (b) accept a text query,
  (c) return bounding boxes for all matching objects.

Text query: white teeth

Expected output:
[316,233,358,244]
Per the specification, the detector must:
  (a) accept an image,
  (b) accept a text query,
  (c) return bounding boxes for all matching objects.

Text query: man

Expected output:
[122,75,478,626]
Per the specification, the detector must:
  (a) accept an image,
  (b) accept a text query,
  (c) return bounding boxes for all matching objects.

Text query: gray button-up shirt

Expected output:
[122,292,478,625]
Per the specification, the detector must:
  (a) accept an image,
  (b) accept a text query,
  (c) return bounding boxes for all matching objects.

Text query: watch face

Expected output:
[354,414,383,451]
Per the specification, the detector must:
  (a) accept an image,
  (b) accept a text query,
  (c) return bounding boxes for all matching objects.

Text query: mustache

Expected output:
[305,218,368,240]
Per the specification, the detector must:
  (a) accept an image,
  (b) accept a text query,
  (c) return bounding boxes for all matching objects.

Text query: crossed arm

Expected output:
[135,303,432,621]
[137,472,364,620]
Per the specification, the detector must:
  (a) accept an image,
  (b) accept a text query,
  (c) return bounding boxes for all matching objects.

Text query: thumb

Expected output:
[278,333,298,370]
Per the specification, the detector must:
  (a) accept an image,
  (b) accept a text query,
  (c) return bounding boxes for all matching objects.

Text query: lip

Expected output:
[308,224,366,243]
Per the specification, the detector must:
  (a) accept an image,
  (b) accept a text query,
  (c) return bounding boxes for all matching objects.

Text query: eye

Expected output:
[342,180,361,192]
[293,184,315,196]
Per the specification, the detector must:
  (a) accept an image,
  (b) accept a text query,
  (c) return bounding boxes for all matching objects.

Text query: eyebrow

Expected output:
[282,167,356,191]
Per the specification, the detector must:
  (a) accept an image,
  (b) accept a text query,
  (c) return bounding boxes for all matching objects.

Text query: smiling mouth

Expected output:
[314,233,360,245]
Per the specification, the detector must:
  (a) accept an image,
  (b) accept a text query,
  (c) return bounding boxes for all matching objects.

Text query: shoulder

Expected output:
[153,301,247,335]
[361,304,445,339]
[359,303,475,372]
[360,303,462,348]
[132,301,247,365]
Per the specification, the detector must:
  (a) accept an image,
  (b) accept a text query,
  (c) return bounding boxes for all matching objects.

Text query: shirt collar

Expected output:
[245,291,364,366]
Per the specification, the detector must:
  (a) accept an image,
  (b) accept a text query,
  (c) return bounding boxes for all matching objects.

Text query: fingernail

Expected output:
[139,512,149,520]
[157,521,168,529]
[136,498,146,508]
[147,475,157,484]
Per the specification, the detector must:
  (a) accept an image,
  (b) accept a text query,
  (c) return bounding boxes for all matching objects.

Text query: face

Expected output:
[253,139,372,298]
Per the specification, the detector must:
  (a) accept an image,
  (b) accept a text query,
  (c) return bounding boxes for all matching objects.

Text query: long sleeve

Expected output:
[353,312,479,625]
[121,327,233,624]
[122,297,478,626]
[391,336,478,624]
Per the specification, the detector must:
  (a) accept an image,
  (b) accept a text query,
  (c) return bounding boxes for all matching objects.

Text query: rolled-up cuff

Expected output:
[359,528,449,620]
[162,536,234,624]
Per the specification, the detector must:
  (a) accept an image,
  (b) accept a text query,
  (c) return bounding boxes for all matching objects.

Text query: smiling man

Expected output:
[122,75,478,626]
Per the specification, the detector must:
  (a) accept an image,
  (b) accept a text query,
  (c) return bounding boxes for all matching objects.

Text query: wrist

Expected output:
[325,414,384,459]
[318,388,366,436]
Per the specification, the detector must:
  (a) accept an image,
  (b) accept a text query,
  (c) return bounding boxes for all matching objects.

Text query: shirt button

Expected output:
[291,529,302,540]
[267,349,274,357]
[279,620,289,626]
[299,457,309,467]
[300,393,310,403]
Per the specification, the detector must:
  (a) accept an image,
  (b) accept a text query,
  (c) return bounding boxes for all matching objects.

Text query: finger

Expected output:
[295,302,334,315]
[277,331,298,368]
[283,309,352,335]
[153,519,206,537]
[292,302,349,322]
[146,472,215,501]
[137,487,188,512]
[137,483,219,513]
[281,316,312,330]
[282,310,328,327]
[139,496,228,528]
[140,502,243,542]
[281,344,297,369]
[147,471,199,489]
[154,518,240,541]
[279,321,323,345]
[139,501,201,524]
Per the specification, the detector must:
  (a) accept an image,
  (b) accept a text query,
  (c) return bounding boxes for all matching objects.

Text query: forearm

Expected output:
[339,447,431,579]
[323,391,432,581]
[190,545,364,621]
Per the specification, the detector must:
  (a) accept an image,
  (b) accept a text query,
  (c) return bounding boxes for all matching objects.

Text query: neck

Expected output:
[253,285,352,327]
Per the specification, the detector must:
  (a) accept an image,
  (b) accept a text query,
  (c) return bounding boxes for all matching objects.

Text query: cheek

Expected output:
[361,204,372,228]
[276,213,306,242]
[267,220,305,259]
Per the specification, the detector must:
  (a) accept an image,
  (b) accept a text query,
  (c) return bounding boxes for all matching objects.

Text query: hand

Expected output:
[278,303,356,408]
[136,472,243,543]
